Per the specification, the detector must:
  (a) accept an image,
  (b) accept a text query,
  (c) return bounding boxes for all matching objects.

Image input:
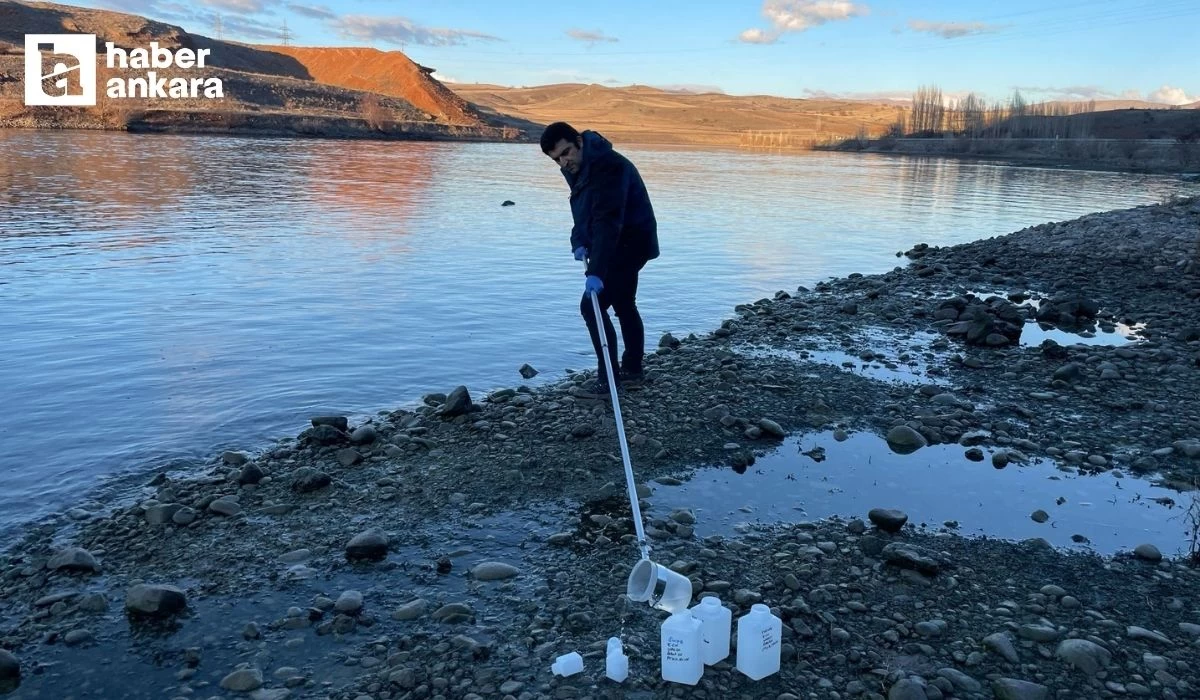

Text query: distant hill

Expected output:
[0,0,533,139]
[448,82,904,146]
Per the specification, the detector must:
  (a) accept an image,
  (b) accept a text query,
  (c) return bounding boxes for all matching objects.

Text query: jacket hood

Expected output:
[562,130,613,188]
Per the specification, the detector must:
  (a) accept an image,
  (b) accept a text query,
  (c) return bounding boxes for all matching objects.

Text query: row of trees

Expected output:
[894,85,1097,139]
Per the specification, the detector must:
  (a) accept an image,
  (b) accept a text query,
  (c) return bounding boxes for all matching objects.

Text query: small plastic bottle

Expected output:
[689,595,732,664]
[660,610,704,685]
[606,637,629,682]
[551,651,583,677]
[735,604,782,680]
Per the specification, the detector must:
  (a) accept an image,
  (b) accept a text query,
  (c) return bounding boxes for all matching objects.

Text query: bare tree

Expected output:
[910,84,944,135]
[359,94,389,131]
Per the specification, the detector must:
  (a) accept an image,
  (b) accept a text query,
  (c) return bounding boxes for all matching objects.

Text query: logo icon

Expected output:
[24,34,97,106]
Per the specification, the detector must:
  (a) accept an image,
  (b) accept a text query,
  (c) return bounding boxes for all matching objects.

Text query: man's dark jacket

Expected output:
[562,130,659,280]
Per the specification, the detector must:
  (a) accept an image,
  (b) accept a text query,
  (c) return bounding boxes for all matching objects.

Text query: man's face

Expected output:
[547,137,583,174]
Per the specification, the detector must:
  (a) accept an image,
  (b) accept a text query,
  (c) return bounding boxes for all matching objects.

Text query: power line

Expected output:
[281,18,291,46]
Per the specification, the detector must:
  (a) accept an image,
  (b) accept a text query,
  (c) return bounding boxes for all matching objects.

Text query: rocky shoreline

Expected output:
[3,197,1200,699]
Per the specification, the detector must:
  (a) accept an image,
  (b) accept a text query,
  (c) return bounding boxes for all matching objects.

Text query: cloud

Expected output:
[566,29,618,44]
[802,88,911,102]
[1148,85,1198,106]
[740,0,868,43]
[656,83,726,94]
[1013,85,1123,101]
[431,71,458,83]
[331,15,502,46]
[738,28,779,44]
[221,14,288,40]
[197,0,279,13]
[287,3,337,20]
[907,19,1004,39]
[94,0,284,41]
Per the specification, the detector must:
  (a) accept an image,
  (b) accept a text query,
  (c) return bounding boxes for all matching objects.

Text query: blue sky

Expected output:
[82,0,1198,104]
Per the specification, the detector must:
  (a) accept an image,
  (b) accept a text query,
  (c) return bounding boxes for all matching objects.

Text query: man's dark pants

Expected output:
[580,258,645,382]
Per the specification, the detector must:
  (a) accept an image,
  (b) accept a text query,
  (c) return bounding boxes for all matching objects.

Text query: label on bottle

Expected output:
[760,625,779,652]
[665,635,690,662]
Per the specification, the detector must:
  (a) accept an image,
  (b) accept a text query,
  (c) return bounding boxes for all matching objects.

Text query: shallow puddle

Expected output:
[645,431,1192,557]
[735,328,950,386]
[1020,321,1145,348]
[5,511,560,699]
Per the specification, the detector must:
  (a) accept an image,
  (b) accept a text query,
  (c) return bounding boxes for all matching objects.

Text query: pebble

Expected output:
[47,547,100,573]
[471,561,520,581]
[1134,543,1162,562]
[334,590,364,615]
[125,584,187,617]
[392,599,427,621]
[220,668,263,692]
[345,529,389,561]
[984,632,1020,663]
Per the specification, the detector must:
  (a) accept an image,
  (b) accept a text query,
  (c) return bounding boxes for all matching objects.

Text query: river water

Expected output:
[1,130,1196,538]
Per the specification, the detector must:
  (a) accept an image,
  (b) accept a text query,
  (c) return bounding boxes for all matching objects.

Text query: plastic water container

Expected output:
[661,610,704,685]
[551,651,583,677]
[628,559,692,614]
[606,637,629,682]
[735,604,782,680]
[689,595,732,664]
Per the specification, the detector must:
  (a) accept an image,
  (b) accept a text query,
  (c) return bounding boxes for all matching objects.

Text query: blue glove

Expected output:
[573,246,587,261]
[584,275,604,296]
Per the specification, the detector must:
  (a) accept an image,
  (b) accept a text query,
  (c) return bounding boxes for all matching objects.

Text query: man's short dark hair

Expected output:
[540,121,580,154]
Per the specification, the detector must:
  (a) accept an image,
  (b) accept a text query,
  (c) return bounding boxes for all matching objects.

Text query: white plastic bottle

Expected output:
[735,603,782,680]
[606,637,629,682]
[689,595,732,664]
[660,610,704,685]
[551,651,583,677]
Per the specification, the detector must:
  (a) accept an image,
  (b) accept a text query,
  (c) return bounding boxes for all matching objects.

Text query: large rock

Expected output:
[345,529,389,561]
[145,503,183,525]
[291,468,331,493]
[336,448,363,467]
[237,464,265,485]
[881,542,941,575]
[311,416,348,431]
[125,584,187,617]
[0,650,19,689]
[1055,639,1111,675]
[471,561,520,581]
[887,678,926,700]
[349,425,377,445]
[47,547,100,574]
[868,508,908,533]
[992,678,1049,700]
[885,426,927,453]
[221,451,249,466]
[440,386,473,417]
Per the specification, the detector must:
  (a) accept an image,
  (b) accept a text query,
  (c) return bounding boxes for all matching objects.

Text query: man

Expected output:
[540,121,659,394]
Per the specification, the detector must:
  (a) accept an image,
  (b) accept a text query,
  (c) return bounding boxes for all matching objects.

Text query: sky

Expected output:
[76,0,1199,105]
